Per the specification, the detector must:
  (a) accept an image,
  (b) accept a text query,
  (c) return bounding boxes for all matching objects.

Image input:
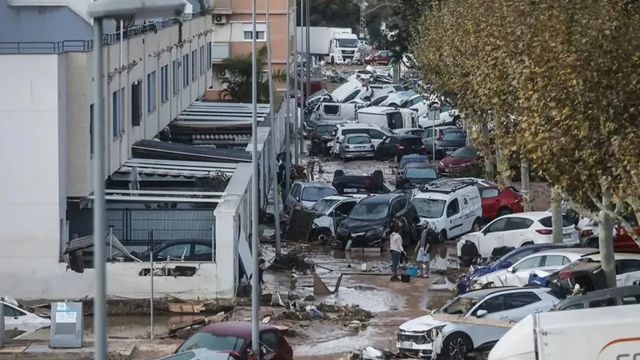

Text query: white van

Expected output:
[356,106,406,131]
[311,102,359,122]
[489,304,640,360]
[331,123,392,155]
[410,178,483,241]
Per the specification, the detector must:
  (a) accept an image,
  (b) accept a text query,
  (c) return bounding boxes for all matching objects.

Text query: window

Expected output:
[513,256,544,271]
[543,255,569,267]
[176,333,244,353]
[503,292,541,310]
[160,65,169,103]
[616,260,640,274]
[207,41,212,69]
[131,81,142,126]
[147,71,157,113]
[172,60,179,95]
[290,184,301,199]
[191,49,197,81]
[346,135,371,144]
[158,244,190,259]
[183,54,190,87]
[560,303,585,310]
[370,95,388,106]
[368,129,385,140]
[89,104,94,155]
[243,30,266,40]
[302,187,337,202]
[485,218,508,233]
[539,216,574,228]
[481,188,500,198]
[342,90,360,102]
[260,331,280,353]
[193,244,212,256]
[391,199,405,216]
[588,298,619,309]
[474,295,505,315]
[200,45,206,75]
[505,217,534,231]
[112,88,124,138]
[446,199,460,218]
[334,201,356,216]
[3,305,26,317]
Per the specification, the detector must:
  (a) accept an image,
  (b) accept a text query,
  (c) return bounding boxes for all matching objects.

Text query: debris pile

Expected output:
[316,303,373,323]
[268,251,315,272]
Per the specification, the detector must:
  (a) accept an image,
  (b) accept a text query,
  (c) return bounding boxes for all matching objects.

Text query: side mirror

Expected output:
[476,309,488,318]
[508,266,516,273]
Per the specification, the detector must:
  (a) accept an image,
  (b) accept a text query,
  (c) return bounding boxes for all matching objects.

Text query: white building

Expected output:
[0,1,283,301]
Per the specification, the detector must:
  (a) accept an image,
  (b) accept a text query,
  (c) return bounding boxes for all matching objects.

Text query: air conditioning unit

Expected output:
[214,15,227,24]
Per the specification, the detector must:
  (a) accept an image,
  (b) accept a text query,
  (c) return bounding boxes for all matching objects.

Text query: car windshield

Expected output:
[439,297,479,315]
[412,198,446,218]
[406,168,437,180]
[451,147,477,158]
[347,135,371,145]
[442,132,466,141]
[302,187,338,202]
[176,333,244,353]
[312,198,340,214]
[316,125,336,136]
[337,38,358,48]
[349,202,389,220]
[539,216,574,228]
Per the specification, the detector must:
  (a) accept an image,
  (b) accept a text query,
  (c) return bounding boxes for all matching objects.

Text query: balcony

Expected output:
[212,43,230,63]
[213,0,232,14]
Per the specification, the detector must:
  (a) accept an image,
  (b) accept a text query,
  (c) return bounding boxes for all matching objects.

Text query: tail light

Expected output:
[397,145,405,150]
[536,229,553,235]
[580,229,594,238]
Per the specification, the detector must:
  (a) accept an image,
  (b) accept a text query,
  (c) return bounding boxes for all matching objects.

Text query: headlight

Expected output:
[312,222,318,229]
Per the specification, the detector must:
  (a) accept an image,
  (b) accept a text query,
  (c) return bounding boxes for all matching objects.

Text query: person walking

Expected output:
[417,223,438,278]
[389,223,405,281]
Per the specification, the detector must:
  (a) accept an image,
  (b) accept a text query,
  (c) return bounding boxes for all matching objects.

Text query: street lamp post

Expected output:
[86,1,187,359]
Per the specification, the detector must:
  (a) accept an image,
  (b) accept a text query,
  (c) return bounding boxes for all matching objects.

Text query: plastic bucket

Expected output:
[406,266,418,278]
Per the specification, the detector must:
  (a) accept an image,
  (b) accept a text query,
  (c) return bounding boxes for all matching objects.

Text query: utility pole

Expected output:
[284,1,292,198]
[293,0,301,164]
[250,0,260,355]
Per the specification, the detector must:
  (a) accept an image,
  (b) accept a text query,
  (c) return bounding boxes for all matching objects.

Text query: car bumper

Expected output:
[397,341,433,358]
[562,234,580,246]
[341,151,375,159]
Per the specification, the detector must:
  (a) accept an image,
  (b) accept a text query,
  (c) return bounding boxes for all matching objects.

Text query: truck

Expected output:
[488,304,640,360]
[297,27,359,64]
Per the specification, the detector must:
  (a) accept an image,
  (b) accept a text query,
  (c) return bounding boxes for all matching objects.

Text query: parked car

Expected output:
[175,321,293,360]
[456,244,567,294]
[397,287,559,359]
[435,129,467,156]
[331,169,389,195]
[488,304,640,360]
[457,212,581,263]
[158,349,239,360]
[438,147,482,175]
[332,123,393,155]
[580,253,640,287]
[421,126,458,157]
[397,164,438,189]
[338,133,376,161]
[310,196,359,242]
[369,83,405,98]
[400,94,429,117]
[135,240,213,262]
[330,78,373,103]
[614,223,640,253]
[553,285,640,311]
[395,154,430,184]
[469,248,597,290]
[375,135,427,161]
[471,178,525,219]
[365,50,392,65]
[394,128,424,137]
[411,178,484,242]
[1,298,51,332]
[335,193,419,249]
[284,182,338,214]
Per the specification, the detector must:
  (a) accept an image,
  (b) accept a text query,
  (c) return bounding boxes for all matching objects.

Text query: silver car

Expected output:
[339,133,376,161]
[284,182,338,214]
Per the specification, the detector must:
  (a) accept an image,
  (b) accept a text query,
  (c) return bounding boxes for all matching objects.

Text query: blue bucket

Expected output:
[406,266,418,278]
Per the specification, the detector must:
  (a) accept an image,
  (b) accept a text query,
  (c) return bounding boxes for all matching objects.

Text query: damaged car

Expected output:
[2,297,51,333]
[397,287,559,359]
[309,196,359,243]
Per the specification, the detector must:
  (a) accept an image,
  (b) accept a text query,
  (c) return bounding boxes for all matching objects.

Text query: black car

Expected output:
[396,163,438,189]
[375,135,427,162]
[308,121,340,156]
[135,240,213,262]
[335,193,419,249]
[436,130,467,156]
[332,169,388,195]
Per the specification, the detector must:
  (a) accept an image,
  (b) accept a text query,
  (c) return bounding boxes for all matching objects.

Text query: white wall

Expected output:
[0,54,66,284]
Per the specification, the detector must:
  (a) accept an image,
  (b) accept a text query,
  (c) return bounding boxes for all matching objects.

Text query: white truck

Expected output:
[489,304,640,360]
[297,27,359,64]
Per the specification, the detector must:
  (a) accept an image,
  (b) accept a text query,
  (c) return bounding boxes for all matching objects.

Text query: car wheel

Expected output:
[497,207,512,217]
[442,333,473,360]
[586,237,599,248]
[472,218,482,232]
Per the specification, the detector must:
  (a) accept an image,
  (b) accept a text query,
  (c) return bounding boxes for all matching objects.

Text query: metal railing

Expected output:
[0,40,93,54]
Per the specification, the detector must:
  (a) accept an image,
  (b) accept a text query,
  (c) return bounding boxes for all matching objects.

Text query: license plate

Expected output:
[400,341,414,349]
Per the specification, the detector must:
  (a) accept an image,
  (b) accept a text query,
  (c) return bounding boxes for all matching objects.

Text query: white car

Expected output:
[310,196,359,241]
[457,212,581,261]
[582,253,640,287]
[331,123,393,155]
[397,287,559,359]
[470,248,597,289]
[2,299,51,332]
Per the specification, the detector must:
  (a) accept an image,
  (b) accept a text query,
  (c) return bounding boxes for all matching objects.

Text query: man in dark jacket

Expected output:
[417,223,438,278]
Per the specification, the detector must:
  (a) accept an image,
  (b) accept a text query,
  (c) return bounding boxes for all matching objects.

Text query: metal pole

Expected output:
[92,17,108,360]
[302,0,310,156]
[149,230,154,339]
[109,226,113,260]
[431,111,436,162]
[266,0,282,257]
[284,6,292,197]
[0,302,4,348]
[293,1,300,165]
[250,0,260,356]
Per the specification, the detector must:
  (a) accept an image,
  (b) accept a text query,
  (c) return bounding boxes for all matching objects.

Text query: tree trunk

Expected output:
[481,123,495,180]
[551,188,563,244]
[495,147,511,187]
[520,160,532,211]
[599,207,616,288]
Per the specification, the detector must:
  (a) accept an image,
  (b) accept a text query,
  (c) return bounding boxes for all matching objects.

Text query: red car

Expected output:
[614,224,640,253]
[365,50,392,65]
[437,146,482,175]
[474,179,524,219]
[176,321,293,360]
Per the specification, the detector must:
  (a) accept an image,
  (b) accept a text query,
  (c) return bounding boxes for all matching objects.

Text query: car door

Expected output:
[286,183,301,211]
[368,129,386,148]
[376,136,391,159]
[446,198,464,238]
[501,291,547,320]
[331,200,357,233]
[479,187,501,219]
[465,294,510,348]
[507,255,546,286]
[477,218,509,257]
[157,243,191,261]
[192,243,213,261]
[503,217,535,248]
[3,303,29,331]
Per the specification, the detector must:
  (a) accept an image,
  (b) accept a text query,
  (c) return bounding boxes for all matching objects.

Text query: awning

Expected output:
[132,139,251,163]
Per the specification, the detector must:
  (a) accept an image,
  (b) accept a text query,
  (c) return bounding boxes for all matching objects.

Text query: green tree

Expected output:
[214,46,269,102]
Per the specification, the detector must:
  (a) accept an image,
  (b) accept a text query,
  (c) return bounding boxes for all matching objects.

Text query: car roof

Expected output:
[499,211,553,220]
[339,122,381,129]
[198,321,279,338]
[527,248,599,257]
[297,182,335,189]
[460,286,546,299]
[555,285,640,309]
[393,135,422,140]
[585,252,640,261]
[319,195,353,202]
[344,133,371,138]
[359,193,403,204]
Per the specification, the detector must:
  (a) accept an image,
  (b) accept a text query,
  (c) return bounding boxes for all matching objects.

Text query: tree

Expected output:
[298,0,360,30]
[214,46,269,102]
[413,0,640,287]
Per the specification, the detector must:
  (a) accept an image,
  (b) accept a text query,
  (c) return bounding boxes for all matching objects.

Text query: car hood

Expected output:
[441,156,474,166]
[475,269,509,286]
[339,217,387,233]
[399,314,447,332]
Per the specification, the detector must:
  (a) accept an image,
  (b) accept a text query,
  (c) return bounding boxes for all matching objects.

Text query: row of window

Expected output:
[101,43,213,145]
